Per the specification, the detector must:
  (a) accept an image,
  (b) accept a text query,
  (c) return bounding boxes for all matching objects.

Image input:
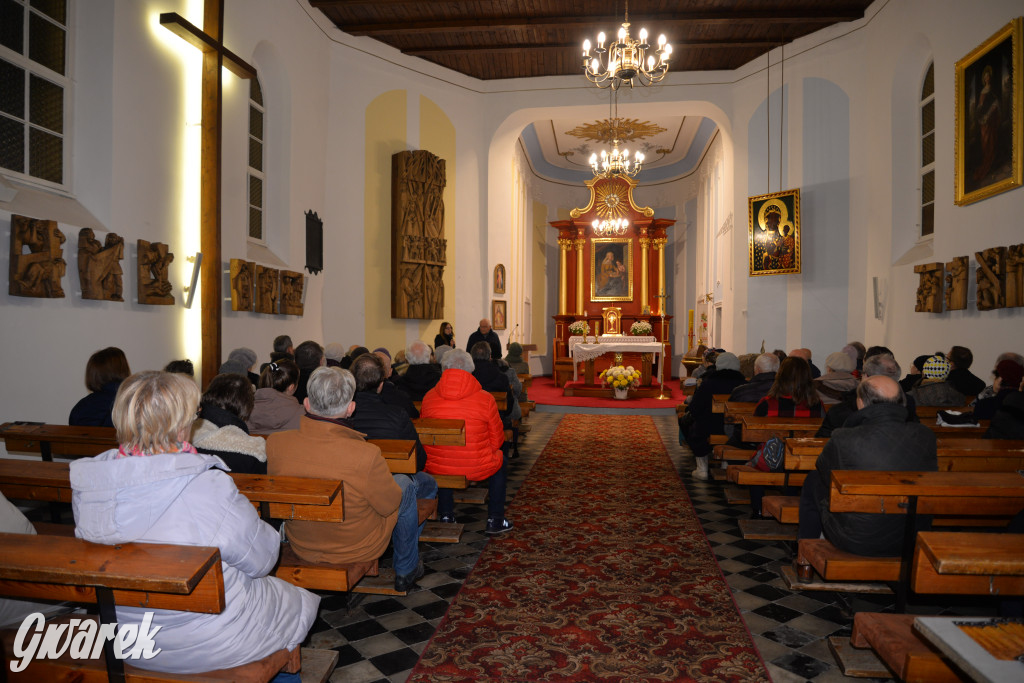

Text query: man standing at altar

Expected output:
[466,318,501,360]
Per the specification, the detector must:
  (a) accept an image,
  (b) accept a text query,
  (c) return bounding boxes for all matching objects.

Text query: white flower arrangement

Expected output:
[630,320,653,336]
[600,365,641,390]
[568,320,590,335]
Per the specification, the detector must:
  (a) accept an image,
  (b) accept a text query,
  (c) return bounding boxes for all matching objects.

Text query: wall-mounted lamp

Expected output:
[183,252,203,309]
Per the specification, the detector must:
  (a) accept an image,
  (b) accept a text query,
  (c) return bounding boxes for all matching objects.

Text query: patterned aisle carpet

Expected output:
[408,414,771,682]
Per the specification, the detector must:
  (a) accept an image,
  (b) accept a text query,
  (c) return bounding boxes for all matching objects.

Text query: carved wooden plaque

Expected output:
[230,259,255,312]
[255,265,280,314]
[78,228,124,301]
[913,262,944,313]
[138,240,175,305]
[9,214,66,298]
[975,247,1006,311]
[944,256,968,311]
[391,150,446,319]
[280,270,304,316]
[1006,244,1024,308]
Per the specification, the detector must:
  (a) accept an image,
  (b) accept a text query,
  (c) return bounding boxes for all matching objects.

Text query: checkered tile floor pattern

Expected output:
[306,412,995,682]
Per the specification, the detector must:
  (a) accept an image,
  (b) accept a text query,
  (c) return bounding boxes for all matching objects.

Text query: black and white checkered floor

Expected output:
[307,412,992,682]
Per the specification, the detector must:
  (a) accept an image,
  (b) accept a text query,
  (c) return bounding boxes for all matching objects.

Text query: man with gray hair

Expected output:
[796,375,936,565]
[729,352,780,403]
[395,340,441,402]
[815,349,918,438]
[267,367,429,592]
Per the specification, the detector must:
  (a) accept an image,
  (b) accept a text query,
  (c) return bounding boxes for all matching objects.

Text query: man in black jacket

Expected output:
[292,340,325,404]
[685,351,747,480]
[946,345,986,398]
[466,319,502,360]
[729,353,779,403]
[349,354,429,473]
[815,351,918,438]
[798,375,937,557]
[470,341,516,429]
[396,340,441,401]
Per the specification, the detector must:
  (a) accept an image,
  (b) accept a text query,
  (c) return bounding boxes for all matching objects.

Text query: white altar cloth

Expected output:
[568,336,664,384]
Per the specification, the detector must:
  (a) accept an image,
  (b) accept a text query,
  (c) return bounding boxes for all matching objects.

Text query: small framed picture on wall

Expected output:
[494,264,506,294]
[492,300,507,330]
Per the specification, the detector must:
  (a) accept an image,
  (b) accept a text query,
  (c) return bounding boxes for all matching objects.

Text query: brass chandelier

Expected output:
[591,217,630,237]
[589,89,644,178]
[581,1,671,90]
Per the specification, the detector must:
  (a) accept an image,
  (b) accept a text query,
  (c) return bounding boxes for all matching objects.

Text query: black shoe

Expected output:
[394,560,424,592]
[485,518,514,536]
[439,513,456,524]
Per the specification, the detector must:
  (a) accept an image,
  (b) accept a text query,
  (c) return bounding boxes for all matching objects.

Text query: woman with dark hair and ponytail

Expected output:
[247,359,304,433]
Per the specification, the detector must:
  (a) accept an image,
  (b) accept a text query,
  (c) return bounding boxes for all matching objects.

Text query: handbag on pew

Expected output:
[749,436,786,472]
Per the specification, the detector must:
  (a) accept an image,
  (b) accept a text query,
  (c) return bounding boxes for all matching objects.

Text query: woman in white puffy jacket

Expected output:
[70,370,318,676]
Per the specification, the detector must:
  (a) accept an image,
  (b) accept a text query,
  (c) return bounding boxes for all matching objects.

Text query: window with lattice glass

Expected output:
[247,77,265,241]
[0,0,68,186]
[920,63,935,238]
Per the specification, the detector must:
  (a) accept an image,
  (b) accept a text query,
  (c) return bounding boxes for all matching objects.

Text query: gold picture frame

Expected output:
[494,263,505,294]
[491,299,507,330]
[591,238,633,302]
[955,18,1022,206]
[748,188,801,276]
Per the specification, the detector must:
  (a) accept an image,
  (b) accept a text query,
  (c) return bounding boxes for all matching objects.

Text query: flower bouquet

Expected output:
[600,365,641,399]
[630,320,652,336]
[568,320,590,336]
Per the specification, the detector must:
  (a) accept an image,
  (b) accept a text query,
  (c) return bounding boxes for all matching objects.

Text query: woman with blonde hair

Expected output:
[70,371,317,676]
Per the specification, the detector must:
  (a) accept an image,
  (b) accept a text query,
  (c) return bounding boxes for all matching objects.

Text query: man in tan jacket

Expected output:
[267,366,430,591]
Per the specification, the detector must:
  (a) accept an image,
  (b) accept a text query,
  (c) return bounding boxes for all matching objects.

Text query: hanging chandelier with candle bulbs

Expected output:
[582,0,671,90]
[589,88,644,178]
[591,217,630,237]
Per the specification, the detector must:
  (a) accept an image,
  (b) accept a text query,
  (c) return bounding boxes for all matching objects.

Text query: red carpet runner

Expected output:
[409,414,770,682]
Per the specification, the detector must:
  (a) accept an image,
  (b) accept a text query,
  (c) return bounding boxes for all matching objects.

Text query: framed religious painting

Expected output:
[955,18,1022,206]
[591,238,633,302]
[748,189,801,276]
[491,300,507,330]
[494,264,505,294]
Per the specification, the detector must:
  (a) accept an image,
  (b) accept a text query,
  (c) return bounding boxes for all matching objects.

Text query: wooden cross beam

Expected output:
[161,1,256,387]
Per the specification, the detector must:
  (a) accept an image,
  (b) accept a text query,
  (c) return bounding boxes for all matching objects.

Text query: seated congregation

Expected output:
[1,320,527,680]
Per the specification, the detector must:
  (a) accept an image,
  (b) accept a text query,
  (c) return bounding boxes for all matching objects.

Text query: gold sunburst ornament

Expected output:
[565,117,667,144]
[595,184,630,219]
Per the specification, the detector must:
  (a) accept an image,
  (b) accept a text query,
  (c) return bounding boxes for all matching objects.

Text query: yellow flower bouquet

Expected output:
[600,365,641,390]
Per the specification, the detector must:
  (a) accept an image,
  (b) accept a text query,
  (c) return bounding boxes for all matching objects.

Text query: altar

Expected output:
[549,174,676,396]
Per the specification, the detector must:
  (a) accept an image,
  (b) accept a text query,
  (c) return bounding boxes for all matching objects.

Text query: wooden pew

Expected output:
[413,391,507,413]
[411,418,466,446]
[912,531,1024,596]
[0,533,336,682]
[739,414,991,444]
[792,470,1024,609]
[849,612,961,683]
[0,460,440,595]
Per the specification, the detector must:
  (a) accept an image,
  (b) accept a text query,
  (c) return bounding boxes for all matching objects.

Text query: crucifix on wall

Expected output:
[161,1,256,386]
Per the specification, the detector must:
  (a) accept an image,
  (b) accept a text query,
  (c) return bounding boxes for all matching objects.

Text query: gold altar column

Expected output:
[655,238,667,314]
[557,238,572,315]
[575,235,586,314]
[639,235,650,311]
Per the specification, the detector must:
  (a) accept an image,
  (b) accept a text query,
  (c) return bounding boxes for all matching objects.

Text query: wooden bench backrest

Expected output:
[785,437,1024,471]
[828,470,1024,516]
[0,460,346,522]
[0,532,225,613]
[410,418,466,446]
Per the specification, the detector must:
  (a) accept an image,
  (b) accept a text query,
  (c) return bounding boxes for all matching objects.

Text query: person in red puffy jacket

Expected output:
[420,349,513,536]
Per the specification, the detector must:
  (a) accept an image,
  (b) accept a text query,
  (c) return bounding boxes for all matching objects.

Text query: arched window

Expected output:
[920,63,934,238]
[247,77,265,241]
[0,0,69,187]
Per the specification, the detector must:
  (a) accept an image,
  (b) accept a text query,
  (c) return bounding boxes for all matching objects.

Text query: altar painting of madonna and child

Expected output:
[748,189,802,276]
[591,238,633,301]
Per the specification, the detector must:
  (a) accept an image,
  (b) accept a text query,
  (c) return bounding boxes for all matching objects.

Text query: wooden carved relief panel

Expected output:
[281,270,304,316]
[230,259,255,312]
[975,247,1006,311]
[914,262,944,313]
[10,215,66,298]
[78,228,124,301]
[1006,244,1024,308]
[255,265,280,314]
[391,150,446,319]
[138,240,175,305]
[944,256,968,311]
